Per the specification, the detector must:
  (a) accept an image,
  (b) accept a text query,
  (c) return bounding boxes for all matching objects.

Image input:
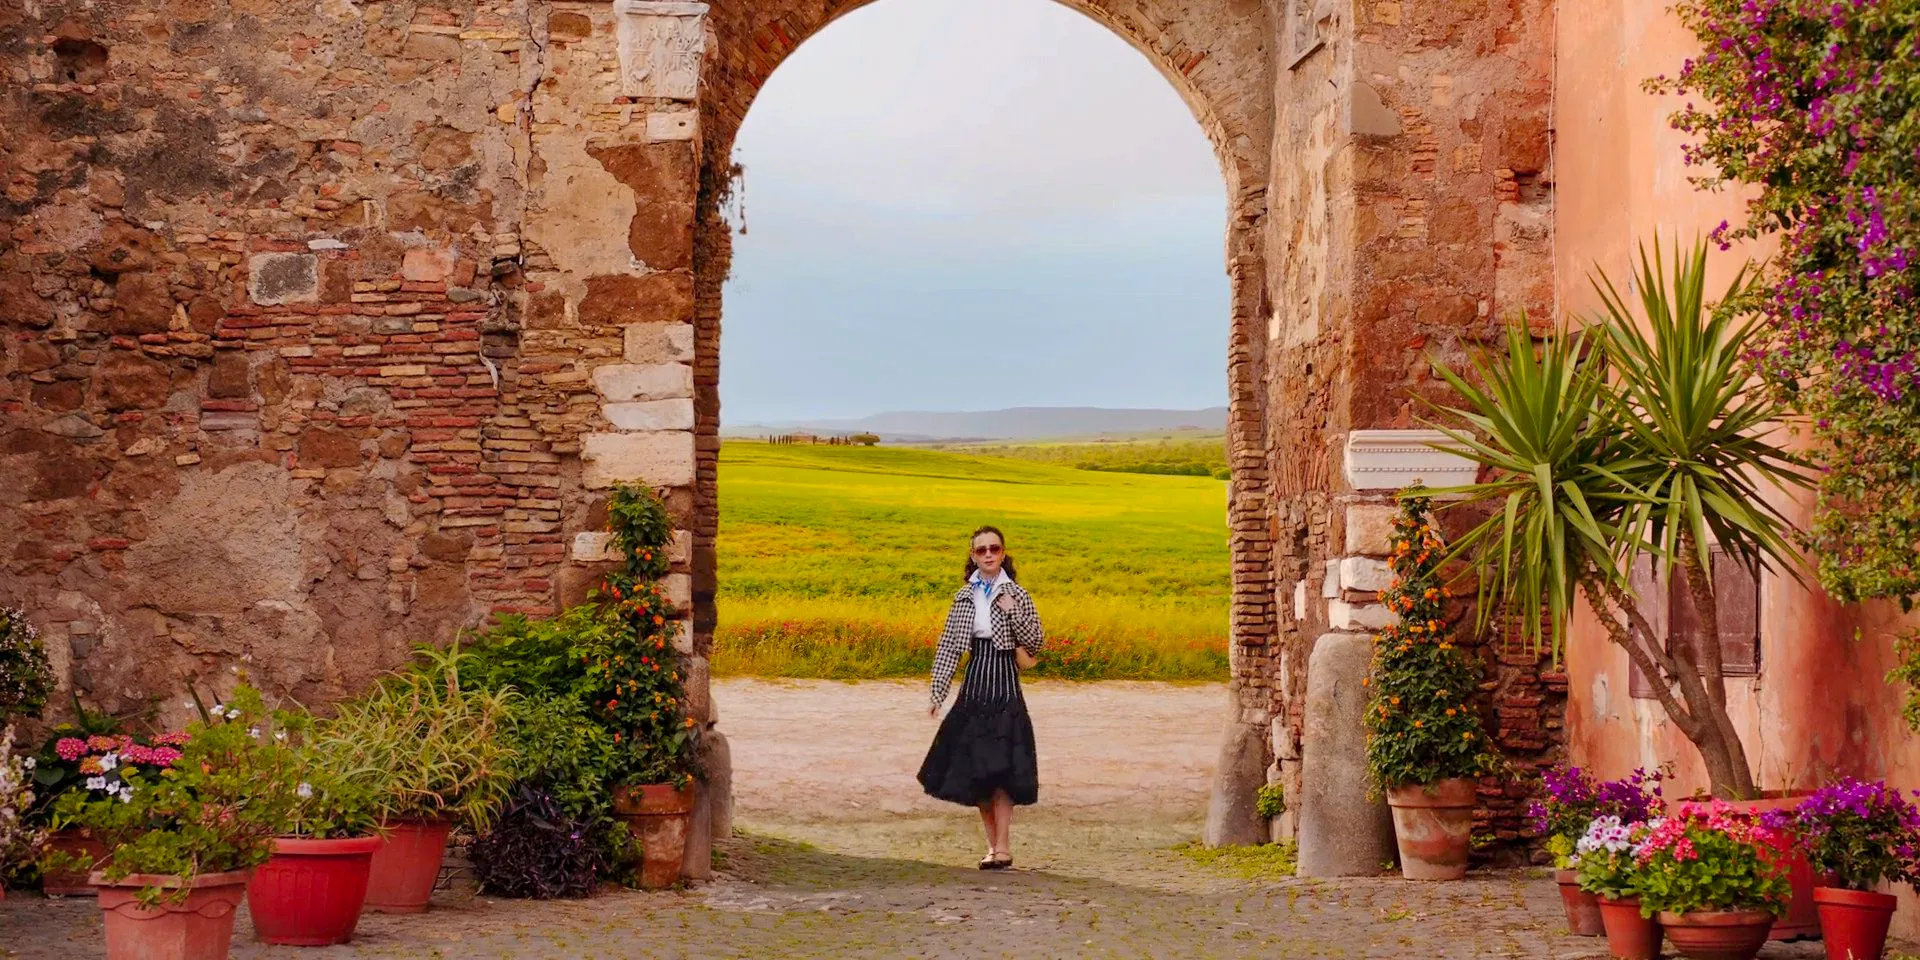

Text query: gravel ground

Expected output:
[0,680,1891,959]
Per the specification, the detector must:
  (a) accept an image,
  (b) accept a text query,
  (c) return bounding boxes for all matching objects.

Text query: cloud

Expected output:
[721,0,1230,423]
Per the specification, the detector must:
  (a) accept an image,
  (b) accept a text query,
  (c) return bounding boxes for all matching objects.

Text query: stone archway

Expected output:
[682,0,1283,836]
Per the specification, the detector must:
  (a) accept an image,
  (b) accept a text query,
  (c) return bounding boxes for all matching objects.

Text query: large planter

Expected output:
[1557,868,1605,936]
[246,835,381,945]
[613,783,695,890]
[94,869,250,960]
[1682,794,1820,940]
[1599,897,1664,960]
[1657,910,1776,960]
[1384,778,1476,880]
[363,819,452,914]
[43,827,109,896]
[1812,886,1898,960]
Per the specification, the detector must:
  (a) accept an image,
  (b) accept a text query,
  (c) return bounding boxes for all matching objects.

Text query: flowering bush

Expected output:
[1364,490,1498,792]
[1789,776,1920,892]
[1574,815,1655,900]
[1650,0,1920,624]
[1633,801,1793,917]
[0,608,52,722]
[0,727,46,881]
[33,725,189,821]
[1530,765,1665,867]
[48,686,301,903]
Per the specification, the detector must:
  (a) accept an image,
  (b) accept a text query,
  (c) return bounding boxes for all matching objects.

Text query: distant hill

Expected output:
[723,406,1227,442]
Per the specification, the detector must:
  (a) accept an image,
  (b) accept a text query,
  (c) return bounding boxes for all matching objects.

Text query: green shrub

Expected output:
[1255,783,1286,820]
[0,609,52,723]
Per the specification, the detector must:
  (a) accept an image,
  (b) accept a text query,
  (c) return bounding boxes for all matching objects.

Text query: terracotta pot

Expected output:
[1812,886,1898,960]
[246,835,381,945]
[1657,909,1775,960]
[1680,794,1820,940]
[1600,897,1664,960]
[44,827,109,896]
[1384,778,1476,880]
[93,869,250,960]
[1558,868,1606,936]
[613,783,695,890]
[363,819,452,914]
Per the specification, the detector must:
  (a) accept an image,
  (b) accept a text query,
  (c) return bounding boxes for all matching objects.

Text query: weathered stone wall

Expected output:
[0,0,1564,862]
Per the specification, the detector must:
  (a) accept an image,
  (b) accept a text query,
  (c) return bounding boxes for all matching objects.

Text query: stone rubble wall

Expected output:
[0,0,1567,864]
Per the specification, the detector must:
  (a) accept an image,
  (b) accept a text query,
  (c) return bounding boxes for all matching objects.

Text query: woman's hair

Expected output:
[962,525,1018,583]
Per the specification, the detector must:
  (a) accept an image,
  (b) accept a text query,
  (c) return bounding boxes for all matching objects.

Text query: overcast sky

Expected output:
[718,0,1229,424]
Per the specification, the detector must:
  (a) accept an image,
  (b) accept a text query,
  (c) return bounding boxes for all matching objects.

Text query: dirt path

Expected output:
[714,678,1229,822]
[0,680,1875,958]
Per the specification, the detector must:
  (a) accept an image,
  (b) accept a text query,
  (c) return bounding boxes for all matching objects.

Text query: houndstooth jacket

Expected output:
[929,577,1044,710]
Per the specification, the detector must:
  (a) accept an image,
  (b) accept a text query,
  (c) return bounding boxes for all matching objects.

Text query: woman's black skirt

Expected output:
[917,641,1039,806]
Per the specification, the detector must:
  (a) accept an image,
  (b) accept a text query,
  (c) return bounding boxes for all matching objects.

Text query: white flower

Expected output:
[21,758,32,771]
[225,706,242,720]
[210,703,223,715]
[248,727,261,739]
[273,731,287,742]
[296,782,313,799]
[185,701,196,710]
[116,786,133,803]
[84,776,107,792]
[98,753,118,771]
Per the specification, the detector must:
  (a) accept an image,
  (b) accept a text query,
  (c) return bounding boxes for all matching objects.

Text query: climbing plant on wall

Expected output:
[595,483,700,787]
[1651,3,1920,648]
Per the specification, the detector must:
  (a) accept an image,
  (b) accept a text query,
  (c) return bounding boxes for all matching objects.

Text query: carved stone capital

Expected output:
[1342,429,1477,493]
[613,0,709,101]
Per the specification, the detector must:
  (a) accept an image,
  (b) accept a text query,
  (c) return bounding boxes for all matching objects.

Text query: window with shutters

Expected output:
[1627,548,1761,699]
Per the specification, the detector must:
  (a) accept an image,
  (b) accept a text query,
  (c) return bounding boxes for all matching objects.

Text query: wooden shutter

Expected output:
[1626,554,1660,699]
[1666,547,1761,679]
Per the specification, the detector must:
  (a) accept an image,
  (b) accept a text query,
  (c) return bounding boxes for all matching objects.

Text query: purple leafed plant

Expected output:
[1530,765,1666,865]
[1791,776,1920,892]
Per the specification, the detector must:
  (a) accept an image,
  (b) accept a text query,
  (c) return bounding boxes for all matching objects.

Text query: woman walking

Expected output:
[917,525,1044,870]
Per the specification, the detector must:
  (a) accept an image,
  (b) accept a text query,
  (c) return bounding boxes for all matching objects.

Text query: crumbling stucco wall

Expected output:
[0,0,1559,855]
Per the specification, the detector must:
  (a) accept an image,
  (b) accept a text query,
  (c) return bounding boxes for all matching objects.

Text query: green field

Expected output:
[714,442,1231,681]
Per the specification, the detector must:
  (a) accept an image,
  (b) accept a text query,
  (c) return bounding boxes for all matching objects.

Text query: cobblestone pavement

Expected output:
[0,681,1899,958]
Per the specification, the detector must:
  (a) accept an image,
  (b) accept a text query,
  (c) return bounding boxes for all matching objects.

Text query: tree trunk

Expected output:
[1582,570,1757,800]
[1673,533,1757,799]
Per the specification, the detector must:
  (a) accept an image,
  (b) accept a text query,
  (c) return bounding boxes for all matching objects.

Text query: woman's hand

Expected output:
[995,593,1017,613]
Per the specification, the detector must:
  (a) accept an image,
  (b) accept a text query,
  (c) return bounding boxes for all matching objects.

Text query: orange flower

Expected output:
[1462,732,1473,741]
[1445,708,1457,716]
[684,717,696,729]
[1413,720,1424,728]
[1361,677,1370,687]
[1389,696,1401,705]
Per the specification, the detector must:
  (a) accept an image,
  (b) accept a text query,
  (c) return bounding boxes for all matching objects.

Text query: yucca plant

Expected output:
[1428,237,1808,799]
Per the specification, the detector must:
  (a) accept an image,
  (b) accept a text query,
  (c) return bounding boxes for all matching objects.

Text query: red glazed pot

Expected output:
[1680,794,1820,940]
[613,783,695,890]
[246,835,381,945]
[1557,869,1606,936]
[94,869,250,960]
[1812,886,1898,960]
[363,820,452,914]
[1599,897,1664,960]
[43,828,109,896]
[1657,909,1775,960]
[1384,778,1475,880]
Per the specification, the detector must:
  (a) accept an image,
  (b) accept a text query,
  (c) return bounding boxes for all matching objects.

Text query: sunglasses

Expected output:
[971,544,1004,557]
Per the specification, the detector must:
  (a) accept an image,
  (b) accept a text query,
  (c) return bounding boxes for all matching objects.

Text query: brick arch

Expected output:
[685,0,1281,708]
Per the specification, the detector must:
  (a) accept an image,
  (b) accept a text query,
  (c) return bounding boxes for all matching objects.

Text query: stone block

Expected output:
[207,352,250,399]
[572,531,620,562]
[647,109,697,141]
[1321,558,1340,598]
[248,253,318,305]
[668,529,692,564]
[663,572,692,612]
[95,353,172,411]
[402,247,453,283]
[1346,503,1399,556]
[1296,633,1396,876]
[1204,712,1269,847]
[297,428,362,469]
[624,321,695,363]
[604,398,693,431]
[1343,429,1477,492]
[108,271,176,334]
[592,363,692,402]
[582,274,694,329]
[703,728,732,842]
[1272,715,1297,760]
[581,430,695,488]
[1339,556,1394,593]
[1328,598,1395,631]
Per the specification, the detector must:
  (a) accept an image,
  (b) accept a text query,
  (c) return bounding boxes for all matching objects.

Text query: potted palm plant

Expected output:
[1363,491,1498,881]
[48,686,297,960]
[316,649,514,914]
[244,706,383,946]
[1789,778,1920,960]
[1634,802,1792,960]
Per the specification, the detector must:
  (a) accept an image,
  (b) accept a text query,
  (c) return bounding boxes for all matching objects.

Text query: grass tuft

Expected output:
[1173,840,1299,879]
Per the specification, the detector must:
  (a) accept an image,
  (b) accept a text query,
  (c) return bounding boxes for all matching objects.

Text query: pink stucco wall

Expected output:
[1555,0,1920,930]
